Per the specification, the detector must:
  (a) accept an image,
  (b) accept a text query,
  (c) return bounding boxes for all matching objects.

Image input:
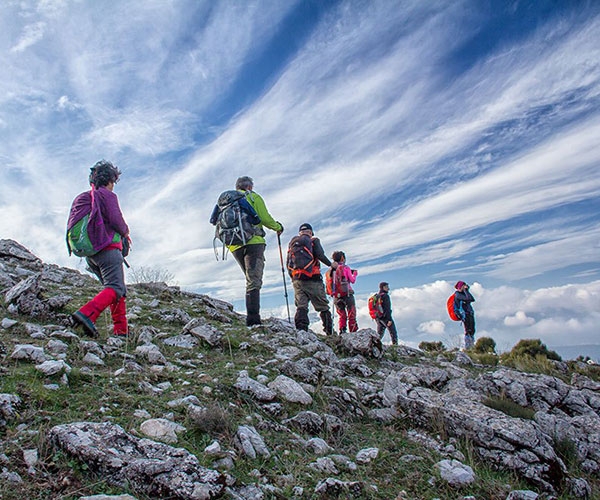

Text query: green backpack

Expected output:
[67,214,121,257]
[67,214,96,257]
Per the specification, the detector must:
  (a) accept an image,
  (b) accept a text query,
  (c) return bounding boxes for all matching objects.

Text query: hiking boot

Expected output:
[72,311,99,338]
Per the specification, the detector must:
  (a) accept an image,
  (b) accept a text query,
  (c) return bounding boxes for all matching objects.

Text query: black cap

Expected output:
[379,282,389,289]
[299,223,313,232]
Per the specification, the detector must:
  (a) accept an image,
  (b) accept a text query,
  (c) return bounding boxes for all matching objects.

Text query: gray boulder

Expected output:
[49,422,225,499]
[340,329,383,359]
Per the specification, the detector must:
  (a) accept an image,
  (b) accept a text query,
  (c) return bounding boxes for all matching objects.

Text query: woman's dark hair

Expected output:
[332,251,345,263]
[89,160,121,187]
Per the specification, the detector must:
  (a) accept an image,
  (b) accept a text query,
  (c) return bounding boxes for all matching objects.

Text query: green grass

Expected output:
[1,274,599,499]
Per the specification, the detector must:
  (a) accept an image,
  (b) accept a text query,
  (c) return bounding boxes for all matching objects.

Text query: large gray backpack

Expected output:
[210,190,262,259]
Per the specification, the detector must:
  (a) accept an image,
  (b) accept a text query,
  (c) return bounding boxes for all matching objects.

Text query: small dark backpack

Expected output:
[287,234,316,278]
[211,190,261,259]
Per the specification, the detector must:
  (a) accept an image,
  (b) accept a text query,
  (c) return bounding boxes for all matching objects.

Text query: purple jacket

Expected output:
[67,187,129,252]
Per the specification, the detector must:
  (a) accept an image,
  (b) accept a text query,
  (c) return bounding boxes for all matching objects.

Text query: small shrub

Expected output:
[473,336,496,354]
[419,341,445,353]
[127,266,175,285]
[188,403,234,438]
[500,354,557,375]
[554,436,578,469]
[470,352,499,366]
[506,338,561,361]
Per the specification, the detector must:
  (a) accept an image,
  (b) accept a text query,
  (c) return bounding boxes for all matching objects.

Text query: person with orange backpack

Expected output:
[374,282,398,345]
[287,223,336,334]
[326,251,358,333]
[453,281,476,349]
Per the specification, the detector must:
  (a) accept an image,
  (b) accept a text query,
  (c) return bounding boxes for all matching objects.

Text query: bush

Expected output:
[473,336,496,354]
[127,266,175,285]
[470,352,499,366]
[506,339,561,361]
[418,341,446,353]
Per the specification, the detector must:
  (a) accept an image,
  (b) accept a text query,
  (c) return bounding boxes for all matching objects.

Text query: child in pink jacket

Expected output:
[328,251,358,333]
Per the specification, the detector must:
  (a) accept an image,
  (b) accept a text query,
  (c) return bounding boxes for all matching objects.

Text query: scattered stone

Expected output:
[268,375,313,405]
[234,371,277,402]
[435,459,476,487]
[35,359,72,376]
[10,344,46,363]
[356,447,379,464]
[139,418,186,444]
[506,491,539,500]
[234,425,270,459]
[79,495,138,500]
[314,478,365,497]
[1,318,18,329]
[82,352,105,366]
[163,334,198,349]
[306,437,334,455]
[135,344,167,365]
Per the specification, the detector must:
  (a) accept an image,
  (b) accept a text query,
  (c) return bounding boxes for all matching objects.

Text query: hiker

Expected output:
[453,280,476,349]
[67,160,131,337]
[213,176,283,326]
[287,223,336,335]
[376,282,398,345]
[327,251,358,333]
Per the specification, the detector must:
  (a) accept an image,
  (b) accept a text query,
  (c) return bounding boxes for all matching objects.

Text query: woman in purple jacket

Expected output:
[67,161,131,337]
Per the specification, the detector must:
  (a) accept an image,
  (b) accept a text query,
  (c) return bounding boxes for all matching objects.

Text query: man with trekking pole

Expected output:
[211,176,283,327]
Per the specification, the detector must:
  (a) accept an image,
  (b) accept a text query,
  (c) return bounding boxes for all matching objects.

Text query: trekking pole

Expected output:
[277,233,292,324]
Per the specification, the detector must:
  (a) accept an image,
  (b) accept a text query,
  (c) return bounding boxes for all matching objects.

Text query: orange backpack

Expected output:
[447,294,461,321]
[368,293,384,319]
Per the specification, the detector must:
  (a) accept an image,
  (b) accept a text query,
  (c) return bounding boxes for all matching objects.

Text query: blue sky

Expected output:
[1,0,599,357]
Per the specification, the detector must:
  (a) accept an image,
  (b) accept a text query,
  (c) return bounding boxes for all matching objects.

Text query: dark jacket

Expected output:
[379,290,394,323]
[292,236,332,281]
[454,289,475,320]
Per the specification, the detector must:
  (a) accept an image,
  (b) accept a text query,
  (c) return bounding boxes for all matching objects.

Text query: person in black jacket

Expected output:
[376,282,398,345]
[288,223,337,334]
[453,280,476,349]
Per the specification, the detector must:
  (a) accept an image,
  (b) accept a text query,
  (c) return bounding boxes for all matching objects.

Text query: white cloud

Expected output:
[417,320,446,335]
[10,21,46,53]
[503,311,535,327]
[0,2,598,361]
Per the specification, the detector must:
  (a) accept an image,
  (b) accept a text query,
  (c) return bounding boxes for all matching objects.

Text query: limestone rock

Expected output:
[233,370,277,402]
[140,418,186,444]
[234,425,270,459]
[435,459,475,487]
[340,329,383,358]
[49,422,225,499]
[11,344,46,363]
[268,375,312,405]
[35,359,72,376]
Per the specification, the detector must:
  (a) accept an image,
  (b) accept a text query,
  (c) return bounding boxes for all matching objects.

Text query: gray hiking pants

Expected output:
[232,243,265,291]
[86,248,127,298]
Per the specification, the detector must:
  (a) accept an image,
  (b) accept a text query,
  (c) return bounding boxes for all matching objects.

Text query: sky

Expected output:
[1,0,599,359]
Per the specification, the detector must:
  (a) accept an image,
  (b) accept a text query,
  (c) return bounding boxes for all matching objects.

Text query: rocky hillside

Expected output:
[0,239,598,500]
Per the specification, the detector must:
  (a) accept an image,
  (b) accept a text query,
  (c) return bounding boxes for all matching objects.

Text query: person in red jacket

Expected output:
[67,160,131,337]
